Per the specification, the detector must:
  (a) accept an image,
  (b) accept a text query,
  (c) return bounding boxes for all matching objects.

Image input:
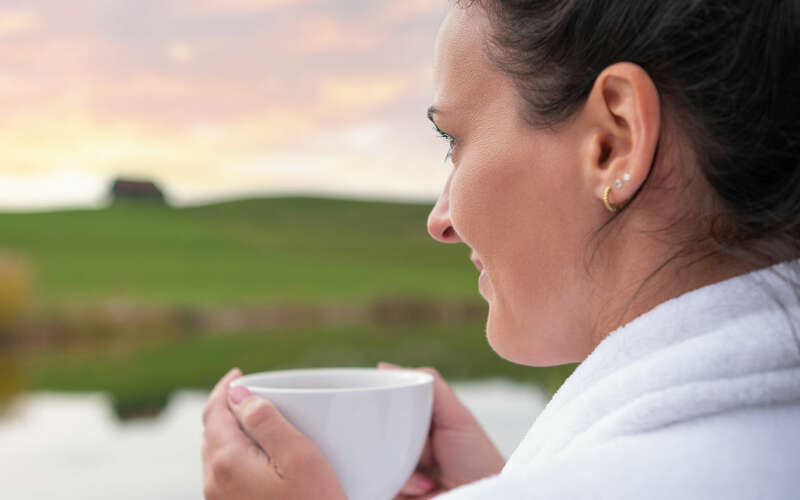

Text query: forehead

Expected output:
[432,6,502,110]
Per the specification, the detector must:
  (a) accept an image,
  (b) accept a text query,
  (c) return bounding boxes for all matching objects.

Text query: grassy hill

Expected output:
[1,197,577,415]
[0,197,480,307]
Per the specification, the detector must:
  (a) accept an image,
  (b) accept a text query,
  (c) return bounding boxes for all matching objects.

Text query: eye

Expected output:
[433,125,456,162]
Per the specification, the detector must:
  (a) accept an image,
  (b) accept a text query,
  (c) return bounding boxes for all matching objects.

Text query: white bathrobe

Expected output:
[437,261,800,499]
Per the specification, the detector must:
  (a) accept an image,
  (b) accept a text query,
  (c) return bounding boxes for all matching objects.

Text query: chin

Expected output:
[485,304,582,367]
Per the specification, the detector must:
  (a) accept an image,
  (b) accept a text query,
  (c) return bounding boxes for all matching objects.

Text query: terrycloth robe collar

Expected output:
[435,261,800,499]
[502,259,800,473]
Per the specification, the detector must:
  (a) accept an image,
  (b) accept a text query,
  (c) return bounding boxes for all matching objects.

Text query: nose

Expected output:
[427,178,462,244]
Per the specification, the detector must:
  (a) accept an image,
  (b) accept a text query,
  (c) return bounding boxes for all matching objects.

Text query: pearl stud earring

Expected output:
[615,172,632,190]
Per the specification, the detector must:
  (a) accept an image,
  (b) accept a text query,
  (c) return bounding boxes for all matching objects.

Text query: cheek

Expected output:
[448,152,526,248]
[449,140,570,278]
[448,138,590,365]
[449,146,549,319]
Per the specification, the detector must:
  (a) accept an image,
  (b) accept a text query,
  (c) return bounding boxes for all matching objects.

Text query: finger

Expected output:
[229,386,314,470]
[398,471,437,497]
[204,405,252,452]
[204,368,242,424]
[418,367,475,430]
[394,491,442,500]
[378,361,402,369]
[418,437,436,468]
[203,369,250,450]
[203,368,242,435]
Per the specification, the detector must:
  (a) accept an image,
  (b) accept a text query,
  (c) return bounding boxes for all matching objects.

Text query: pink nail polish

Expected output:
[229,385,252,404]
[415,476,436,491]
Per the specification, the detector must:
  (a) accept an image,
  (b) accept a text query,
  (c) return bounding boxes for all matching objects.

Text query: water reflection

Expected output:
[0,380,545,500]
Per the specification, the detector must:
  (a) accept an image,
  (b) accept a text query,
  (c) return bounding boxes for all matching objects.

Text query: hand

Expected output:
[202,368,347,500]
[378,363,506,499]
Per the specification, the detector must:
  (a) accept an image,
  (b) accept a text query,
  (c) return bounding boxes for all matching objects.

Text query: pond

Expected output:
[0,379,546,500]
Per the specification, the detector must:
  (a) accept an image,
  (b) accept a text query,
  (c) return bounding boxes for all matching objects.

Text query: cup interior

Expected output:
[233,368,432,393]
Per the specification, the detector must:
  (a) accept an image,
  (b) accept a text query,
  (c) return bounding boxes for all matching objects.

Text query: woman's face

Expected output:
[427,6,601,366]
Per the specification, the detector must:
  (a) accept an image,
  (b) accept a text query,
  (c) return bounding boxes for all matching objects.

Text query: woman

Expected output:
[202,1,800,498]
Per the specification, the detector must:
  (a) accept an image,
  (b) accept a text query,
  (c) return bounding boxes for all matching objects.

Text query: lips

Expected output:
[470,251,484,273]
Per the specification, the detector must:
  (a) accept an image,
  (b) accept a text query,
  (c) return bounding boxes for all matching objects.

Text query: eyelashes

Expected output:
[433,125,456,162]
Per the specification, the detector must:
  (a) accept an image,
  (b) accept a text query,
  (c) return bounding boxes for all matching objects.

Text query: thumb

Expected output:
[228,385,308,464]
[398,471,438,497]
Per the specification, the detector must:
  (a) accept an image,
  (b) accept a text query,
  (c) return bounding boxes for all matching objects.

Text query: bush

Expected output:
[0,252,32,336]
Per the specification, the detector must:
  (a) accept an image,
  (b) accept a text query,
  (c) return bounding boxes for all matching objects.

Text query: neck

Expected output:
[588,239,755,353]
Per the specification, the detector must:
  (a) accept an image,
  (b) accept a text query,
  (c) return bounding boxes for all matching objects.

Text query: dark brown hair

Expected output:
[459,0,800,276]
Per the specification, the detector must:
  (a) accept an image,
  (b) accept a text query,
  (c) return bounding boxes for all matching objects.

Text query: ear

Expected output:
[580,62,661,212]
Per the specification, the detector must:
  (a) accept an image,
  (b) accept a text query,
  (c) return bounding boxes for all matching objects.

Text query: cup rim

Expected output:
[230,367,434,394]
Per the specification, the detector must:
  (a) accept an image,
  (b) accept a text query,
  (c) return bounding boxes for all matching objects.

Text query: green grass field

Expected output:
[0,197,479,307]
[1,197,577,415]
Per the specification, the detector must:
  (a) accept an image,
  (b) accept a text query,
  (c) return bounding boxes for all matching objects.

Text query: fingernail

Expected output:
[415,476,436,491]
[403,476,436,496]
[229,385,252,405]
[231,367,242,377]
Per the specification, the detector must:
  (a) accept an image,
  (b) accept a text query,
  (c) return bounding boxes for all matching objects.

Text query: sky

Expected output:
[0,0,452,209]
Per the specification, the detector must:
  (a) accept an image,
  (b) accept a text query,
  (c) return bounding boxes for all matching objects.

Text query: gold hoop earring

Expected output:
[603,187,622,213]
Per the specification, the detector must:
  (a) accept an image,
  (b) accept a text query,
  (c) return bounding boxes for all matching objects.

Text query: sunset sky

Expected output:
[0,0,451,209]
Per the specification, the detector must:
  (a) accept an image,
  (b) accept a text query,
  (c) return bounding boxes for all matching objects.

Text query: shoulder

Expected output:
[547,403,800,499]
[439,403,800,500]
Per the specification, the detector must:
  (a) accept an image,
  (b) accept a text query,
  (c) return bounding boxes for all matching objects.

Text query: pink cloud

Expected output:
[379,0,447,23]
[177,0,301,16]
[0,0,448,206]
[0,8,39,37]
[291,15,383,54]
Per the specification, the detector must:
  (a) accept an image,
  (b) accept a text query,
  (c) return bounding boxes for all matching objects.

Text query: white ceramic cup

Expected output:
[230,368,434,500]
